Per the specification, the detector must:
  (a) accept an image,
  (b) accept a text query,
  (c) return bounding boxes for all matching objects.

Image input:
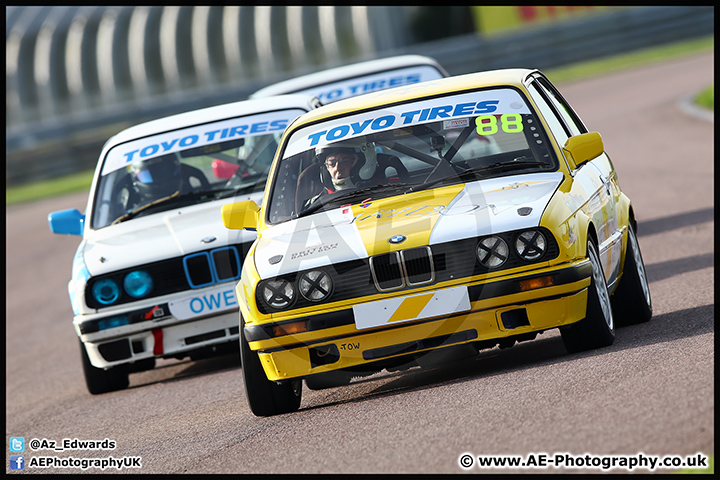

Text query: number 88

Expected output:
[475,114,523,134]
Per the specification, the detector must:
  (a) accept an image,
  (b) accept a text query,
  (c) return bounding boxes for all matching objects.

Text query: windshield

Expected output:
[286,64,446,104]
[266,87,557,224]
[91,109,306,229]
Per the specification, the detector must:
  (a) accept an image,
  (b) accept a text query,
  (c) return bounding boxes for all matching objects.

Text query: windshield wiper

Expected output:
[408,160,549,193]
[214,180,266,199]
[111,189,217,225]
[295,183,411,219]
[111,191,180,225]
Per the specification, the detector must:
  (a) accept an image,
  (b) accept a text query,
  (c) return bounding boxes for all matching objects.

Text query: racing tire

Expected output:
[79,341,129,395]
[240,316,301,416]
[305,371,353,390]
[561,240,615,353]
[611,223,653,327]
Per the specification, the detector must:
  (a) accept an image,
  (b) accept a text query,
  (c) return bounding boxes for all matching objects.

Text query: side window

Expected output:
[527,82,571,147]
[537,78,586,136]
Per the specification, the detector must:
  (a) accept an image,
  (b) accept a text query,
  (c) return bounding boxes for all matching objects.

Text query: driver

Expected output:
[323,148,357,191]
[296,141,379,212]
[315,141,378,192]
[128,153,183,202]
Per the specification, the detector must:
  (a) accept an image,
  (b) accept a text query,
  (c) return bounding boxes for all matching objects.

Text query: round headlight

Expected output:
[262,279,296,309]
[124,270,153,298]
[299,270,333,302]
[477,236,509,268]
[515,230,547,261]
[92,278,120,305]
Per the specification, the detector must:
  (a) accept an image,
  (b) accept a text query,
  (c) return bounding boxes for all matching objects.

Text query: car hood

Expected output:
[254,172,564,278]
[81,199,257,276]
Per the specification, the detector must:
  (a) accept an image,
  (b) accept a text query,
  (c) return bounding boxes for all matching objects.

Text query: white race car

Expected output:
[48,94,321,394]
[250,54,448,104]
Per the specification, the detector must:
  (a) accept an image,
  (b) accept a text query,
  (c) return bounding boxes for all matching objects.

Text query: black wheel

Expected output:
[305,371,352,390]
[611,223,652,326]
[79,341,129,394]
[561,240,615,353]
[240,316,301,416]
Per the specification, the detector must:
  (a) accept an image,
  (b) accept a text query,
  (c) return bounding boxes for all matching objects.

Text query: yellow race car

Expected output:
[222,68,652,416]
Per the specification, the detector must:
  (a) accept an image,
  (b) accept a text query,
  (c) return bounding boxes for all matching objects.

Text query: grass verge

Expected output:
[676,454,713,474]
[694,84,714,110]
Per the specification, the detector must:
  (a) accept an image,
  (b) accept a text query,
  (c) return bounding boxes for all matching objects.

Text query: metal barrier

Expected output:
[4,6,714,186]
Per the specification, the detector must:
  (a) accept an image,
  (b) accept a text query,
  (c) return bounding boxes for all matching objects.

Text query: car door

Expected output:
[526,74,622,289]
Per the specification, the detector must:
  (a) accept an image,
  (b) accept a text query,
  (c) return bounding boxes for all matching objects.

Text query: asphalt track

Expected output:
[5,51,714,474]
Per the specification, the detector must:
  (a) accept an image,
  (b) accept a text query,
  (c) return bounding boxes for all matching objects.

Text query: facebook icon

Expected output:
[10,455,25,470]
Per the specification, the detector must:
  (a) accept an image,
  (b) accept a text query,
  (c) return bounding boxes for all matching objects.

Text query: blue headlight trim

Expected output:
[123,270,153,298]
[92,278,120,305]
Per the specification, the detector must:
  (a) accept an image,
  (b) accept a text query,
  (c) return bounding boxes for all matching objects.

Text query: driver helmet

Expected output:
[315,140,377,191]
[129,153,182,198]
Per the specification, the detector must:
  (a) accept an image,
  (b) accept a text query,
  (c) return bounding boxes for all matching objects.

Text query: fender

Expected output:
[237,241,268,326]
[574,209,594,259]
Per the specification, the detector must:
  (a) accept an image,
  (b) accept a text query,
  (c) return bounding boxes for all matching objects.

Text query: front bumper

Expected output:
[247,260,592,381]
[75,285,241,369]
[82,311,240,369]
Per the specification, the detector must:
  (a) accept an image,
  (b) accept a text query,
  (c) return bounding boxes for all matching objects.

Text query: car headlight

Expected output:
[123,270,153,298]
[298,270,333,302]
[477,236,509,268]
[515,230,547,261]
[92,278,120,305]
[261,279,296,309]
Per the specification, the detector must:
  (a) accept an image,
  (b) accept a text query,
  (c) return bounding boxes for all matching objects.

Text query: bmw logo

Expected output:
[388,235,407,244]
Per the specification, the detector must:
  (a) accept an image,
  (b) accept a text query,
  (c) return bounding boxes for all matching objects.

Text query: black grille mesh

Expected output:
[371,252,404,290]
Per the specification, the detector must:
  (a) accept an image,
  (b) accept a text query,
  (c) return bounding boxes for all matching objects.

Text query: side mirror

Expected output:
[48,209,85,236]
[221,201,260,231]
[562,131,604,170]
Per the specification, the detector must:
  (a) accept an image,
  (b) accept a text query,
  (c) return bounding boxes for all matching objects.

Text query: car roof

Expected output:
[102,94,319,152]
[250,55,448,101]
[286,68,538,127]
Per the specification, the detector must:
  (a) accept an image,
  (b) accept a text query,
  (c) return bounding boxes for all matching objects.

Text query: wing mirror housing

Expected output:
[222,201,260,231]
[48,209,85,236]
[562,131,604,171]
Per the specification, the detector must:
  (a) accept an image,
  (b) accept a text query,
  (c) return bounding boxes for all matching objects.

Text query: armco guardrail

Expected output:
[5,6,713,187]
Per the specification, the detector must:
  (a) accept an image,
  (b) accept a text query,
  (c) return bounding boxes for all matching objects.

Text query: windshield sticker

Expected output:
[295,65,444,104]
[102,109,304,176]
[285,89,530,157]
[444,118,470,130]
